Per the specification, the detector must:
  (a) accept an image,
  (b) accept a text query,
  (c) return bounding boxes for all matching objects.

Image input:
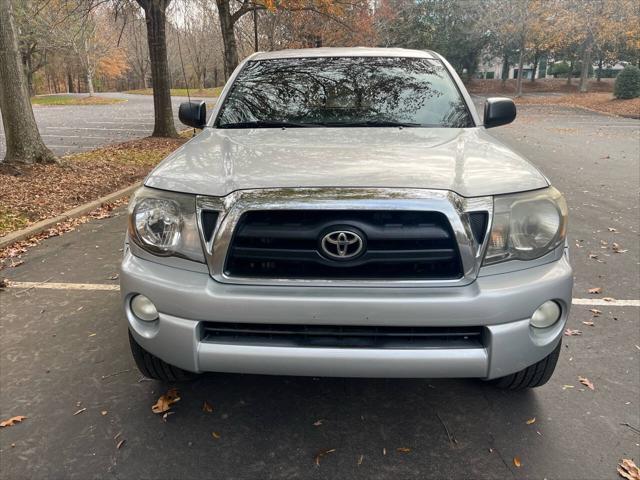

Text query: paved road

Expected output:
[1,104,639,479]
[0,93,205,157]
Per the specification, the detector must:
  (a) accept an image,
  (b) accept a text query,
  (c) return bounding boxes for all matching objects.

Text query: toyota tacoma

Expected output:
[121,47,572,390]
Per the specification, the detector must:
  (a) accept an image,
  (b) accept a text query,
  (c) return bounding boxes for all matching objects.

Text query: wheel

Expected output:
[128,330,196,382]
[491,340,562,390]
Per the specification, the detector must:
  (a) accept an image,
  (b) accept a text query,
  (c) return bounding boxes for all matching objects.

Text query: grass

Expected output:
[31,94,125,106]
[125,87,223,98]
[0,207,28,234]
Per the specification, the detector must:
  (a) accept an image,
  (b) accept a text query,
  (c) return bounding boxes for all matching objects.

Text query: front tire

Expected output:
[128,331,196,382]
[491,340,562,390]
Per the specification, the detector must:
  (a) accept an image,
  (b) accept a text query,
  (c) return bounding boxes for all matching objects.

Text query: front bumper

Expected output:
[120,250,573,379]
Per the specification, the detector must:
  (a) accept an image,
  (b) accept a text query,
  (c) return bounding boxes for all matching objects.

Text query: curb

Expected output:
[0,183,141,250]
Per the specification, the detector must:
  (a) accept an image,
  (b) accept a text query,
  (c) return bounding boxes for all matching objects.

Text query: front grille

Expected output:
[224,210,463,280]
[201,322,484,349]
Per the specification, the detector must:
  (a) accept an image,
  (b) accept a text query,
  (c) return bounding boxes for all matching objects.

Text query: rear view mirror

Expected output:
[179,101,206,129]
[484,98,516,128]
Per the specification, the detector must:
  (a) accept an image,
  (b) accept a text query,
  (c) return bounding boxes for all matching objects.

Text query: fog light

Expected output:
[130,294,158,322]
[530,301,561,328]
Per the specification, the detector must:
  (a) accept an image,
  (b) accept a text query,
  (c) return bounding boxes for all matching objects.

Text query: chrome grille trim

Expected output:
[196,188,493,287]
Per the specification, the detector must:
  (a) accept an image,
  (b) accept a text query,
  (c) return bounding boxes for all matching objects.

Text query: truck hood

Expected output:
[145,127,548,198]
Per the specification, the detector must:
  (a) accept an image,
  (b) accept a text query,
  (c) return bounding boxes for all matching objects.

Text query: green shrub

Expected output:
[614,65,640,99]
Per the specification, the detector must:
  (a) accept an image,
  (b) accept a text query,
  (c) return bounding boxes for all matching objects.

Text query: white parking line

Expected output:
[45,127,150,132]
[3,281,639,306]
[6,282,119,291]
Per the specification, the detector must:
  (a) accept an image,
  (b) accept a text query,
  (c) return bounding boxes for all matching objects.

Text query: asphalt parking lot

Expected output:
[0,93,191,157]
[0,103,639,479]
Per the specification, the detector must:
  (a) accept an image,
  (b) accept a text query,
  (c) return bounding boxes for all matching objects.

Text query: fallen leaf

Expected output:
[618,458,640,480]
[0,416,27,427]
[588,287,602,294]
[313,419,323,426]
[588,253,599,259]
[211,431,220,439]
[607,227,618,232]
[564,329,582,336]
[101,410,108,416]
[603,297,616,302]
[73,408,86,416]
[526,417,536,425]
[314,448,336,466]
[116,439,126,450]
[582,321,595,327]
[357,454,364,466]
[162,411,174,422]
[202,401,213,413]
[589,308,602,316]
[152,388,181,414]
[382,447,387,456]
[514,456,522,468]
[0,278,8,290]
[108,274,119,280]
[579,376,595,390]
[562,385,575,390]
[612,243,628,253]
[397,447,411,453]
[88,333,96,337]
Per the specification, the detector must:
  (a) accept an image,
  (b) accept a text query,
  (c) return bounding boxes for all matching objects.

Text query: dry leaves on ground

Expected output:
[152,388,181,414]
[579,376,595,390]
[202,401,213,413]
[314,448,336,466]
[618,459,640,480]
[526,418,536,425]
[0,416,26,427]
[590,309,602,316]
[564,329,583,336]
[313,419,324,427]
[513,456,522,468]
[589,287,603,294]
[397,447,412,453]
[0,200,126,271]
[515,92,640,118]
[211,431,221,439]
[0,136,186,238]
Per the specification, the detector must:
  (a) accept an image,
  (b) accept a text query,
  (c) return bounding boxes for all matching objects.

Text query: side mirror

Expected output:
[483,98,516,128]
[179,101,206,129]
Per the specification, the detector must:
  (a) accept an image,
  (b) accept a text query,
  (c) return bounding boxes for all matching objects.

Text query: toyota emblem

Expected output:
[320,229,365,260]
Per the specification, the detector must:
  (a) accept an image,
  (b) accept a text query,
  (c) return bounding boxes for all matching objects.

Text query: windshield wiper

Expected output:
[319,120,424,127]
[218,120,314,129]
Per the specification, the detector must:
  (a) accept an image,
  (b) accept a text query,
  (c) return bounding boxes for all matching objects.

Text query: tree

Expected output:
[135,0,178,137]
[0,0,56,165]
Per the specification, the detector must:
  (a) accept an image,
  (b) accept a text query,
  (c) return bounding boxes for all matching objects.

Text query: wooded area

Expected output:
[0,0,639,164]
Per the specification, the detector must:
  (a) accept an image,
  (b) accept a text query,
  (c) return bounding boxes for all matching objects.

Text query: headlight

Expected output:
[134,198,182,252]
[483,187,568,265]
[128,187,205,262]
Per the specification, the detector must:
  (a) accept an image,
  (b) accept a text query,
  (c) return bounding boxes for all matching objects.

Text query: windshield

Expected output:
[215,56,474,128]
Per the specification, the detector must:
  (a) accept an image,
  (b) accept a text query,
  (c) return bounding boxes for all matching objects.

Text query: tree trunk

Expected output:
[515,48,525,97]
[530,52,539,82]
[579,33,593,93]
[597,58,603,82]
[67,72,74,93]
[216,0,239,80]
[0,0,56,164]
[567,59,573,85]
[501,50,509,84]
[138,0,178,138]
[86,70,95,96]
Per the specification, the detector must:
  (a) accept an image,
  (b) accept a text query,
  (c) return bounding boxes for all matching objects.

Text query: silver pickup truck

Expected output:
[121,47,572,390]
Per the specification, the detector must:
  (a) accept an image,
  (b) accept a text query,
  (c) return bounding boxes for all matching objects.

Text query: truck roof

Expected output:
[249,47,438,61]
